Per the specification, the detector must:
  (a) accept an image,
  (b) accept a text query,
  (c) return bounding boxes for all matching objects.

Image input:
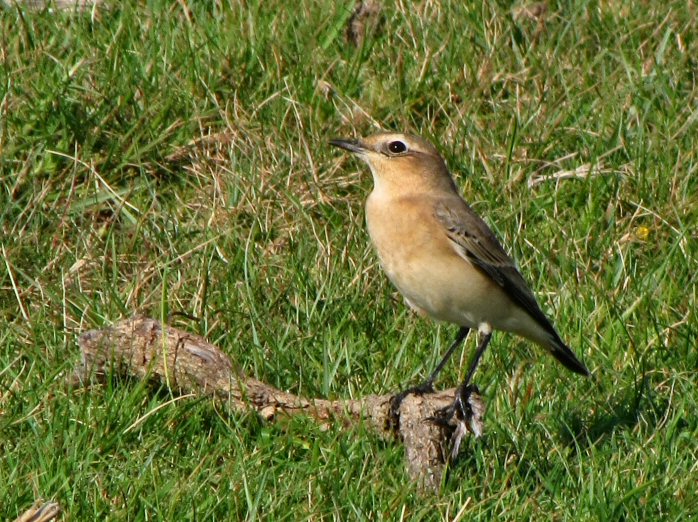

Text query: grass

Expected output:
[1,0,697,519]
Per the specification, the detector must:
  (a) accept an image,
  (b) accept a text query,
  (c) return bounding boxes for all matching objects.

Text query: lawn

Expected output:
[1,0,697,519]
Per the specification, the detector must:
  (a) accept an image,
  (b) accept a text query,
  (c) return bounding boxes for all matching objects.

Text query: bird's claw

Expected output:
[428,384,477,423]
[429,384,486,461]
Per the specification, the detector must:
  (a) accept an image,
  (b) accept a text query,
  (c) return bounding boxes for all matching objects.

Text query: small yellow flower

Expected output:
[635,226,650,241]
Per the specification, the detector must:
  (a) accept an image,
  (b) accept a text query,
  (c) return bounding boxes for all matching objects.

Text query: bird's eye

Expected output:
[388,141,407,154]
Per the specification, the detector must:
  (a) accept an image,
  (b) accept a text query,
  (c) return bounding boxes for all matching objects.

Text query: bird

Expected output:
[329,132,590,424]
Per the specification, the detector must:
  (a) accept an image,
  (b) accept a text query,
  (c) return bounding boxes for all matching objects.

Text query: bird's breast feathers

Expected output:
[365,193,499,326]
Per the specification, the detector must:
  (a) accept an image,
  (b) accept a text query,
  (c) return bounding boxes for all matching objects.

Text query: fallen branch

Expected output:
[527,161,618,188]
[13,500,60,522]
[75,317,484,490]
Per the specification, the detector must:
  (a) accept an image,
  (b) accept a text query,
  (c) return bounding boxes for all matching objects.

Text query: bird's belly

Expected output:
[377,243,512,329]
[367,195,519,330]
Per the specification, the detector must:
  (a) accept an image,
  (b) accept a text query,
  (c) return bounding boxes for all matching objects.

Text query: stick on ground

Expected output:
[75,316,485,490]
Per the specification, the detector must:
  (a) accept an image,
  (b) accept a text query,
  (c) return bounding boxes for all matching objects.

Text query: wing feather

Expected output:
[433,200,556,333]
[430,195,591,376]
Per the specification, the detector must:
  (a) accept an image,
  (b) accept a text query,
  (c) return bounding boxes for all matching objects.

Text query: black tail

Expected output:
[548,333,590,376]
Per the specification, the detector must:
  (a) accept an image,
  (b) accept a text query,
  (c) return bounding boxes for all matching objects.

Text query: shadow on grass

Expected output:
[558,370,671,449]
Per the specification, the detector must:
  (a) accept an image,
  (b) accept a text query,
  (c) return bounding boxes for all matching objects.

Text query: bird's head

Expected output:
[330,132,456,195]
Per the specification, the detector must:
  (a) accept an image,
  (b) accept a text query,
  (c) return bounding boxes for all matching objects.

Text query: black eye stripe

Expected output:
[388,141,407,154]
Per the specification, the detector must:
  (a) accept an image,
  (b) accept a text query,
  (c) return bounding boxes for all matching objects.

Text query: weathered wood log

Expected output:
[75,317,484,490]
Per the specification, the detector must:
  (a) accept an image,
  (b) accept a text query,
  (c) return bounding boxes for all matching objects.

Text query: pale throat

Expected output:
[366,163,384,193]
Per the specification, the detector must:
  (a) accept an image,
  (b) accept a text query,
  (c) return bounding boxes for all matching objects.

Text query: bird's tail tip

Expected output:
[549,337,590,377]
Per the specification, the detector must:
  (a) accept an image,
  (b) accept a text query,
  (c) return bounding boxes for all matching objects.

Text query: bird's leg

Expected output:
[433,326,492,425]
[421,326,470,391]
[388,327,469,430]
[461,327,491,390]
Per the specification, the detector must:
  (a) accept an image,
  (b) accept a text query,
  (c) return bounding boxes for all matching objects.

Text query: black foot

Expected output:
[387,381,435,431]
[430,384,479,426]
[430,384,485,461]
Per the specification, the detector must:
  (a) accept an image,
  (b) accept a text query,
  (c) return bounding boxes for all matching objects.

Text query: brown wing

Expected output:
[434,197,590,376]
[433,199,557,335]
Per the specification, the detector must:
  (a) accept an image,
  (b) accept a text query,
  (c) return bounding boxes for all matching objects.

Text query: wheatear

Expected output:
[330,132,590,422]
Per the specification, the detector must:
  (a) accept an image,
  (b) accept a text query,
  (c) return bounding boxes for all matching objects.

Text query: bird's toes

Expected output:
[429,384,479,424]
[454,384,479,422]
[429,384,487,461]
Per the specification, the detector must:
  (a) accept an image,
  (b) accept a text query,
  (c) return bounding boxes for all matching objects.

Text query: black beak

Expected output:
[329,138,366,154]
